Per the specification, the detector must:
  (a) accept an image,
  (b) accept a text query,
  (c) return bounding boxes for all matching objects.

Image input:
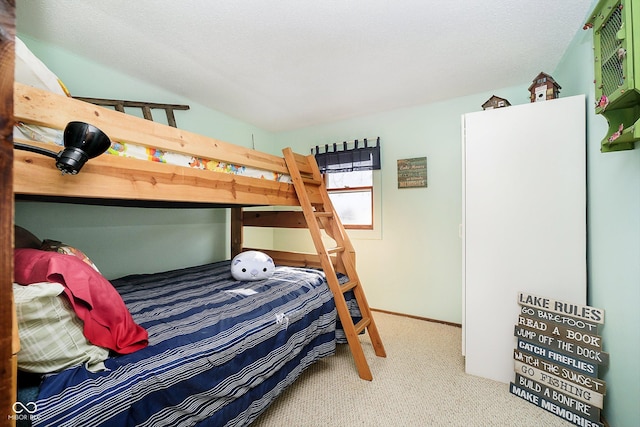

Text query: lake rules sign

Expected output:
[510,292,607,427]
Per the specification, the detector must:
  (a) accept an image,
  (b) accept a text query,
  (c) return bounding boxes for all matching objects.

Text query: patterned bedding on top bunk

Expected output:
[15,122,292,183]
[16,259,358,427]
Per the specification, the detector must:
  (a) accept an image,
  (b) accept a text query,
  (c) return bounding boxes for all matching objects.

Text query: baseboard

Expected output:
[371,308,462,328]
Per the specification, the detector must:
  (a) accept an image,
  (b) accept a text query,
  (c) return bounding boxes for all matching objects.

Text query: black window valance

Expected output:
[312,137,381,173]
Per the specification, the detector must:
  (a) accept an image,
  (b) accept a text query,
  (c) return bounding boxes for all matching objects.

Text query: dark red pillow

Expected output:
[14,248,148,355]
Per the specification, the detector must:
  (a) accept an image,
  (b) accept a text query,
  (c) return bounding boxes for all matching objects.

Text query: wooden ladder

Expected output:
[282,147,386,380]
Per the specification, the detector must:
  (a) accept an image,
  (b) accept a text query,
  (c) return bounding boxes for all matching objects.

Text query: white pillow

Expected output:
[13,282,109,373]
[15,36,68,96]
[14,36,68,146]
[230,250,275,281]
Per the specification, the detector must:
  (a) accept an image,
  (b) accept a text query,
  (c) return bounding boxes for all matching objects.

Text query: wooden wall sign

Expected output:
[513,361,604,408]
[514,325,609,365]
[519,304,599,334]
[513,350,606,394]
[516,339,597,377]
[518,292,604,324]
[516,316,604,351]
[511,292,607,426]
[511,373,602,424]
[397,157,427,188]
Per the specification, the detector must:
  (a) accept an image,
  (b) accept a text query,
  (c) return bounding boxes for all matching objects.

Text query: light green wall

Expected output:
[272,85,530,324]
[553,18,640,427]
[15,35,276,279]
[15,203,228,279]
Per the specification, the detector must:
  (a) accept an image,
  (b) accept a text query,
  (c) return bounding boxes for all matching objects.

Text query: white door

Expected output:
[462,95,587,383]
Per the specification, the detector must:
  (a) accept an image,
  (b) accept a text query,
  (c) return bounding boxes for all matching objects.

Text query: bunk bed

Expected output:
[3,27,385,427]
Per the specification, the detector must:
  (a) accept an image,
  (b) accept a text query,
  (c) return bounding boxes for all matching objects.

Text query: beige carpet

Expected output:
[254,311,574,426]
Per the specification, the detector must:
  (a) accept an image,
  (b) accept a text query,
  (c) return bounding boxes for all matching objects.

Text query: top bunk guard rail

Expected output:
[72,96,190,128]
[13,83,321,206]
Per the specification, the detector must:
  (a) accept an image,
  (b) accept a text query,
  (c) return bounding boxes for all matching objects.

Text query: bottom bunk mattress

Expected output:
[25,261,353,427]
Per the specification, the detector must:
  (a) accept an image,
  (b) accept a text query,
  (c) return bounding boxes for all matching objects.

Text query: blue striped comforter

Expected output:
[32,261,344,426]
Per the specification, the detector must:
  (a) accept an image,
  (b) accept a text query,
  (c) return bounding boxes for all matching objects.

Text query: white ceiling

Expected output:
[16,1,594,132]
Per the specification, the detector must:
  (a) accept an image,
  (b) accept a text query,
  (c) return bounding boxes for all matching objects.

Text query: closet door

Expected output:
[462,95,586,384]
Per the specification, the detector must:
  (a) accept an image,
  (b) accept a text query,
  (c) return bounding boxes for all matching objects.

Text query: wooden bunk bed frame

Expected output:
[1,4,17,425]
[1,9,385,423]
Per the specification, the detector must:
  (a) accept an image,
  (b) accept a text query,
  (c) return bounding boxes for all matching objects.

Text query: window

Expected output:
[312,138,380,230]
[326,170,373,229]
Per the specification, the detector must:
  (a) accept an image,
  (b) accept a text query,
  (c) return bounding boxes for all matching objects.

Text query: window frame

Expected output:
[325,173,374,230]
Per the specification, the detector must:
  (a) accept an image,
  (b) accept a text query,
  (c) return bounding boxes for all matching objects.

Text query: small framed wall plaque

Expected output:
[397,157,427,188]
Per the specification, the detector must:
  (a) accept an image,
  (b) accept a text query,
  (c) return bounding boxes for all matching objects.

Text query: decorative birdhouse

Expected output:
[482,95,511,110]
[528,72,561,102]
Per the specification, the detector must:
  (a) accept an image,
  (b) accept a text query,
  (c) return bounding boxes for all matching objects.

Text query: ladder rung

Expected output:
[327,246,345,255]
[340,280,359,293]
[354,317,371,335]
[301,176,323,186]
[314,211,333,218]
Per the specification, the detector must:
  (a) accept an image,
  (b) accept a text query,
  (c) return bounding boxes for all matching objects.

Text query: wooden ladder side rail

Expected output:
[282,147,386,381]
